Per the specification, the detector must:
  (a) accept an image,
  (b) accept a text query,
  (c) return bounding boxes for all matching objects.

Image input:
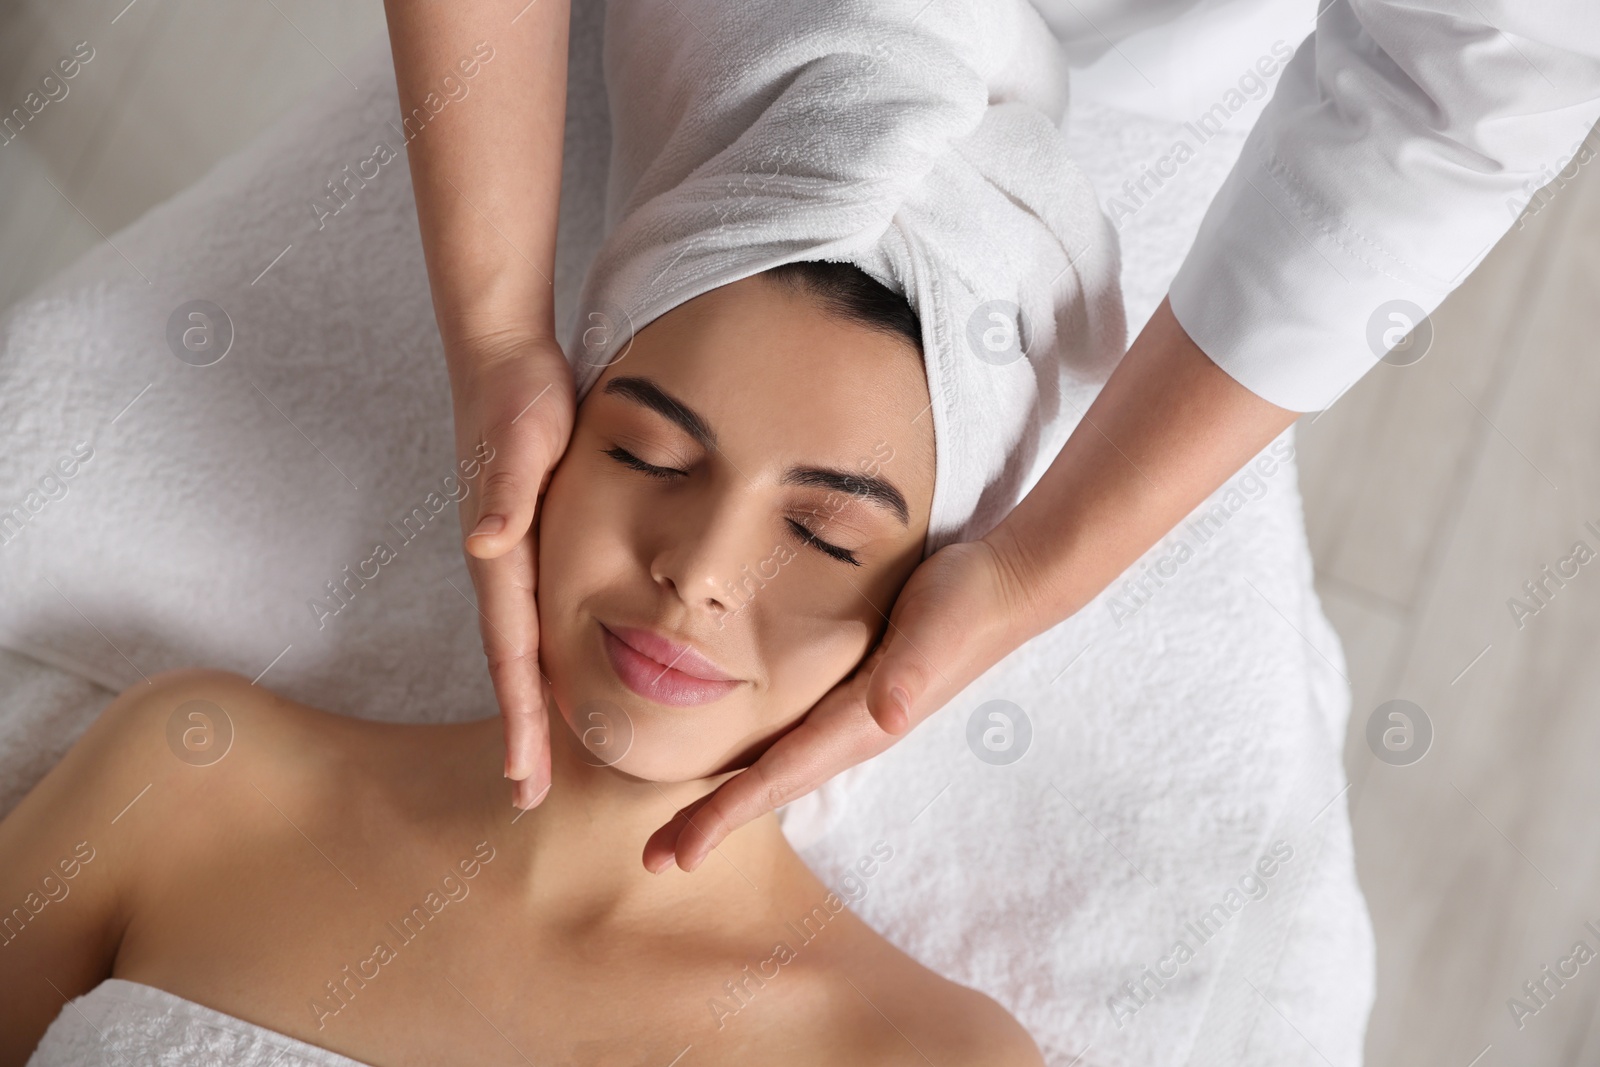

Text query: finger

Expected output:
[834,618,926,735]
[510,681,552,809]
[464,424,555,560]
[514,747,552,809]
[864,641,930,735]
[641,792,718,873]
[673,705,889,872]
[864,598,963,735]
[465,536,547,784]
[668,765,779,873]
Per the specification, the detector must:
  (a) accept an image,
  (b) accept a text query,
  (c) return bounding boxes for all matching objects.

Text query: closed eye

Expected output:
[607,445,859,565]
[604,445,686,480]
[786,518,861,567]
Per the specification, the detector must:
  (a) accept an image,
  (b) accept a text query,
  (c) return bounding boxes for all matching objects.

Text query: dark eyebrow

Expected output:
[603,376,717,450]
[604,374,909,526]
[782,468,909,526]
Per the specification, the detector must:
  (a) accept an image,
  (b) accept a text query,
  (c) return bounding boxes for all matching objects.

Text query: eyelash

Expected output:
[787,519,861,567]
[603,445,682,480]
[603,446,861,567]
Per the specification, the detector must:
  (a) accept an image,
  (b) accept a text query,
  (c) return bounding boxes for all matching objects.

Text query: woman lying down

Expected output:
[0,262,1051,1067]
[4,0,1124,1059]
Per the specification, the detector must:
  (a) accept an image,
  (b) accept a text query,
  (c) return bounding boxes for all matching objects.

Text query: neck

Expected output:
[460,713,800,925]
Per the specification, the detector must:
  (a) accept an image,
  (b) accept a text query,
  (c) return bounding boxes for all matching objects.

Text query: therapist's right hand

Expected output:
[448,333,576,809]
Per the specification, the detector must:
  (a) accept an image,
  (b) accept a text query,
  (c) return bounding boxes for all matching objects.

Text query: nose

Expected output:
[648,475,772,623]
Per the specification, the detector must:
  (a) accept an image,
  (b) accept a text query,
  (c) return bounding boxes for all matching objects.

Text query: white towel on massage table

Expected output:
[0,10,1372,1067]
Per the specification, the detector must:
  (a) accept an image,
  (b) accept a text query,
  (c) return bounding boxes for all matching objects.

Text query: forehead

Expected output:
[591,275,935,497]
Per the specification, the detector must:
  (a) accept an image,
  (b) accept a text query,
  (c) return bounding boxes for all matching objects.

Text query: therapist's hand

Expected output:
[642,297,1300,872]
[450,333,576,809]
[642,537,1039,874]
[381,0,571,806]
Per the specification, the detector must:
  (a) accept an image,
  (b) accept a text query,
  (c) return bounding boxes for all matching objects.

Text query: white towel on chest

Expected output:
[574,0,1126,553]
[27,980,369,1067]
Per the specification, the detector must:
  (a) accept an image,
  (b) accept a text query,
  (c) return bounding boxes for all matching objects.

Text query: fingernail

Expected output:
[514,773,547,807]
[469,514,506,539]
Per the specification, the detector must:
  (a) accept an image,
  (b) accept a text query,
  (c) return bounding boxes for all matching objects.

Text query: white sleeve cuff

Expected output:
[1166,132,1443,413]
[1166,0,1600,414]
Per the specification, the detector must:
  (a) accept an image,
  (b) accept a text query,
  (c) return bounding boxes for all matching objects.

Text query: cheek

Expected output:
[534,452,710,779]
[748,583,879,719]
[537,444,646,597]
[651,601,870,778]
[728,545,919,743]
[535,455,618,703]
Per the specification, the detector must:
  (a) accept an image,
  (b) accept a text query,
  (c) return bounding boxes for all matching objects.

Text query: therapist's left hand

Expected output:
[642,537,1038,873]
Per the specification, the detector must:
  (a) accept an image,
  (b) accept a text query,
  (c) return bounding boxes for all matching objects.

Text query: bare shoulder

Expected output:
[88,668,493,858]
[755,902,1045,1067]
[0,667,327,1056]
[847,936,1045,1067]
[76,667,343,800]
[78,665,324,749]
[916,982,1046,1067]
[3,666,287,829]
[39,667,359,870]
[106,665,334,753]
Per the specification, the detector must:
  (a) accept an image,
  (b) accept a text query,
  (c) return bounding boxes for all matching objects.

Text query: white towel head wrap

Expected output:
[569,0,1126,555]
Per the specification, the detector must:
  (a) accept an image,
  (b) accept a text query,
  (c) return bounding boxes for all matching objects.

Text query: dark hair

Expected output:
[764,260,922,353]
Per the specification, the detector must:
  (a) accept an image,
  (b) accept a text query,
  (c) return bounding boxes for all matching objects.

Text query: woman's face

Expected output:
[537,273,935,781]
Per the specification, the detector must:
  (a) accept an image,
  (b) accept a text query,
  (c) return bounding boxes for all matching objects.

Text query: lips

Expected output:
[600,623,741,707]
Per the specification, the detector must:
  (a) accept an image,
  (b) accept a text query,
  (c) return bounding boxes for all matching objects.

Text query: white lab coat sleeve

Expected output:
[1165,0,1600,412]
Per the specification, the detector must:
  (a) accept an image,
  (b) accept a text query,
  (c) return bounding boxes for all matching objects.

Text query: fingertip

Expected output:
[504,748,531,782]
[681,844,710,873]
[470,513,506,539]
[464,530,508,559]
[643,825,678,873]
[467,515,508,556]
[511,776,546,810]
[677,826,716,873]
[871,685,912,734]
[524,743,552,800]
[874,708,909,735]
[504,703,548,782]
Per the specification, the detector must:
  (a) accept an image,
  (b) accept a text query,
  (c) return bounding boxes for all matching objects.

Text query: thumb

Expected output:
[860,541,1007,735]
[449,340,575,559]
[863,632,930,736]
[463,425,548,560]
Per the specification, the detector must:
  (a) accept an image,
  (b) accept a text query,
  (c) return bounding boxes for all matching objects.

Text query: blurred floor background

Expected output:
[3,1,1597,1064]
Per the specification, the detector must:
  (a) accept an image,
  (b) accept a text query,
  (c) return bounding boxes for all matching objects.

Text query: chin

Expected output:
[540,611,759,783]
[549,694,750,784]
